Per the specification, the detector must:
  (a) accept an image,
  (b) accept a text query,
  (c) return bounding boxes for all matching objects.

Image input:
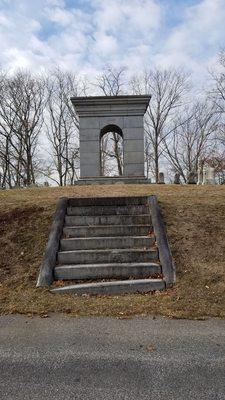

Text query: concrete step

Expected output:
[68,196,149,207]
[64,214,150,227]
[60,236,155,251]
[67,204,149,216]
[51,278,165,295]
[63,224,152,238]
[54,262,161,280]
[57,248,158,265]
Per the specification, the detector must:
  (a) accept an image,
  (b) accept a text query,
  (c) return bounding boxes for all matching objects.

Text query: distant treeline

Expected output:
[0,52,225,188]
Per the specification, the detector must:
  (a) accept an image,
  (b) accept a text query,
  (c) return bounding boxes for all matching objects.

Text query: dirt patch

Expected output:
[0,184,225,318]
[0,205,53,285]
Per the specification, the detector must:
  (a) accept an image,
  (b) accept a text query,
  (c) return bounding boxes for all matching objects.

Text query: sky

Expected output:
[0,0,225,85]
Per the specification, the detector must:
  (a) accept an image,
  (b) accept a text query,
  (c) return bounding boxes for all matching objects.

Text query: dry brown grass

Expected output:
[0,184,225,319]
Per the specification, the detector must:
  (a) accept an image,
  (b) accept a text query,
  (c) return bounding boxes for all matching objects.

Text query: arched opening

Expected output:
[100,124,124,177]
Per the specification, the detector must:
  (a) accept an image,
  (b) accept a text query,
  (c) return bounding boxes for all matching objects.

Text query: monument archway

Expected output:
[100,124,124,177]
[71,95,151,184]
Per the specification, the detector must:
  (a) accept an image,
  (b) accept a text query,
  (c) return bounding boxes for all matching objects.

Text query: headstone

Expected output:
[44,181,49,187]
[208,167,216,184]
[203,166,215,185]
[187,171,196,184]
[197,165,203,185]
[174,173,180,184]
[158,172,165,184]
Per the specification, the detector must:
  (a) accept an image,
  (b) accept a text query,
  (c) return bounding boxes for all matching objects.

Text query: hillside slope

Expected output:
[0,184,225,318]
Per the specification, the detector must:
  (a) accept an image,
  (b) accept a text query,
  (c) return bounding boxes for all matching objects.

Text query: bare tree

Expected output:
[0,69,11,188]
[0,70,45,187]
[209,50,225,151]
[95,66,126,176]
[100,132,123,176]
[163,101,219,182]
[210,51,225,115]
[130,69,190,182]
[45,68,82,186]
[96,65,126,96]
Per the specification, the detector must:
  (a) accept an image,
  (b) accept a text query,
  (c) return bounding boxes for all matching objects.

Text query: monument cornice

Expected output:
[71,95,151,117]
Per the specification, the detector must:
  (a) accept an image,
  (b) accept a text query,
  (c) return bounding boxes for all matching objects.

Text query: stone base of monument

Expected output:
[75,176,151,185]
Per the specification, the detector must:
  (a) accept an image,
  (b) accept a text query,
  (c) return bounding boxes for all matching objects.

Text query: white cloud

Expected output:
[0,11,11,27]
[0,0,162,72]
[46,6,75,26]
[92,32,118,57]
[153,0,225,86]
[0,0,224,88]
[46,0,65,6]
[4,48,31,69]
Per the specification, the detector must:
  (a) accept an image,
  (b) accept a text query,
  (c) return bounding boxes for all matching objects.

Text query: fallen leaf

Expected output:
[40,314,49,318]
[55,280,64,287]
[146,344,155,352]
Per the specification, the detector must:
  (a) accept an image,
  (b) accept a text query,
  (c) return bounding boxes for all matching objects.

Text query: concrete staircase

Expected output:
[51,197,166,295]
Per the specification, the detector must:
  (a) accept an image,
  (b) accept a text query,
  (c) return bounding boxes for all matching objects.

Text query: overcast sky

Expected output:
[0,0,224,85]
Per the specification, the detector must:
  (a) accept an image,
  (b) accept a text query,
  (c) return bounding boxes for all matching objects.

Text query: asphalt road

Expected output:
[0,314,225,400]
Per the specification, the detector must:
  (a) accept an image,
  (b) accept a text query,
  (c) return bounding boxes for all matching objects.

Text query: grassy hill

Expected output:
[0,184,225,319]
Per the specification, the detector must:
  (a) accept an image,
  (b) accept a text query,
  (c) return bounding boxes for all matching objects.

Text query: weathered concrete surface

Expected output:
[0,315,225,400]
[68,196,149,207]
[64,214,150,226]
[51,278,165,294]
[60,236,155,251]
[54,262,161,280]
[63,224,152,238]
[55,195,162,291]
[36,197,68,287]
[149,195,175,286]
[67,204,149,216]
[57,248,158,265]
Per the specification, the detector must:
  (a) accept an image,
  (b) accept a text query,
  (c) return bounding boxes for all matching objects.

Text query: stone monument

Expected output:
[158,172,165,184]
[202,166,215,185]
[187,171,196,184]
[174,172,180,184]
[197,161,216,185]
[71,95,151,184]
[197,164,203,185]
